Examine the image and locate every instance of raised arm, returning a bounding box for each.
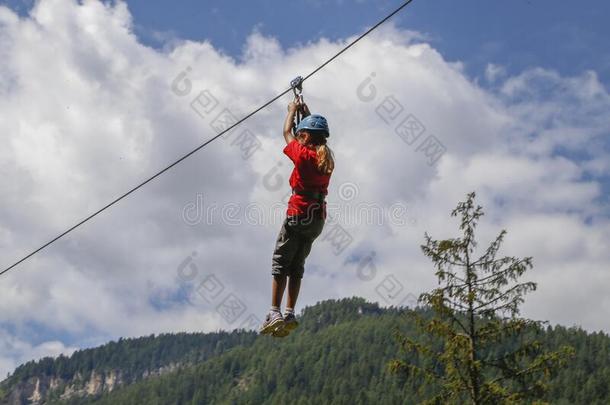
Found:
[283,98,311,144]
[283,100,298,144]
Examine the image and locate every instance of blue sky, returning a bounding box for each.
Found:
[4,0,609,85]
[136,0,610,86]
[0,0,609,378]
[75,0,610,87]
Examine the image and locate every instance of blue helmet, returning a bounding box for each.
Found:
[296,114,329,137]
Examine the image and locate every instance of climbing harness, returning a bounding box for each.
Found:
[292,188,327,219]
[292,188,326,202]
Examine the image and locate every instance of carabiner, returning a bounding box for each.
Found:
[290,76,305,132]
[290,76,303,98]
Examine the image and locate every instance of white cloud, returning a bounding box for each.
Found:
[485,63,506,83]
[0,330,78,379]
[0,0,609,378]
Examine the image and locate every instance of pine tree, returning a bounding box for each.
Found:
[390,192,575,404]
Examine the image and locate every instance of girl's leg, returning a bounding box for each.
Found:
[286,276,301,309]
[271,217,301,291]
[286,217,325,309]
[260,275,289,336]
[271,274,287,308]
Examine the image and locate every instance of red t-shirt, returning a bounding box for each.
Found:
[283,140,331,218]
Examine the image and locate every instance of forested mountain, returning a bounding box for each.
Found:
[1,297,609,404]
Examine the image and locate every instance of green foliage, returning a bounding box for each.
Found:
[62,305,426,405]
[390,192,576,404]
[1,298,607,404]
[0,330,258,403]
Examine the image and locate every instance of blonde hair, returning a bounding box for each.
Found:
[309,132,334,175]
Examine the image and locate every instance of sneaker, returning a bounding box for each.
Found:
[271,325,290,338]
[259,311,285,335]
[283,312,299,331]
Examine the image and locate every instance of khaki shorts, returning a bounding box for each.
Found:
[271,215,325,279]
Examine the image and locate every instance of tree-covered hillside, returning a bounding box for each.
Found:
[1,297,609,404]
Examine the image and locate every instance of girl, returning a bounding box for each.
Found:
[259,98,335,337]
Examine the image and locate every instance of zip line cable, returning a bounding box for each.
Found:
[1,0,415,277]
